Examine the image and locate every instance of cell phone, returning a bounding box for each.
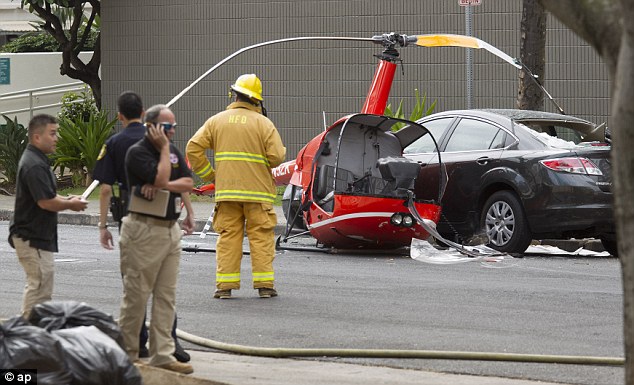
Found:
[145,122,169,135]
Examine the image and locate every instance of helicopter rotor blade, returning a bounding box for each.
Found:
[413,34,522,70]
[167,33,523,108]
[167,36,374,108]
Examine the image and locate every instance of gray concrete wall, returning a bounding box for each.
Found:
[100,1,609,158]
[0,52,94,123]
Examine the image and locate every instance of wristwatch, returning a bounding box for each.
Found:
[98,222,108,229]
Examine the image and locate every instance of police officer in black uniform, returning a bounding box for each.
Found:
[92,91,190,362]
[118,104,194,374]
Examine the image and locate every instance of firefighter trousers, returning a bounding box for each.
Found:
[213,201,277,290]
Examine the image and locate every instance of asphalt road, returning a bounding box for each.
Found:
[0,222,624,385]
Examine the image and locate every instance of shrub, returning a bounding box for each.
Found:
[1,29,98,53]
[59,89,99,123]
[52,111,116,186]
[0,32,59,53]
[385,89,437,131]
[0,115,28,185]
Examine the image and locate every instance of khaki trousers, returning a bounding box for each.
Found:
[13,236,54,319]
[118,214,182,366]
[213,201,277,290]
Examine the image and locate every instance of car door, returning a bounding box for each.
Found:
[407,116,509,231]
[438,117,507,225]
[403,117,455,202]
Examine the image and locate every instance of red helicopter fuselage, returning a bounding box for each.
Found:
[178,32,529,253]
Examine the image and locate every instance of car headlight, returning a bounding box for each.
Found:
[402,215,414,227]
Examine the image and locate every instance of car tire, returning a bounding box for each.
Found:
[481,191,532,254]
[600,237,618,257]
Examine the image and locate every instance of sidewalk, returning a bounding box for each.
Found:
[0,193,579,384]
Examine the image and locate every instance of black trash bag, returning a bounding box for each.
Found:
[0,316,72,385]
[28,300,125,348]
[53,326,142,385]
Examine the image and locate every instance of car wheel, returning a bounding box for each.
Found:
[600,237,618,257]
[481,191,532,253]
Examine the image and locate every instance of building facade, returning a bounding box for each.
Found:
[0,0,40,46]
[100,1,610,159]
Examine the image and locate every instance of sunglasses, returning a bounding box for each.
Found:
[146,122,178,132]
[159,122,177,131]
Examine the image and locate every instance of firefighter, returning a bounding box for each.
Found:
[186,74,286,299]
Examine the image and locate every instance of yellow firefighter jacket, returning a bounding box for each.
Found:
[186,101,286,204]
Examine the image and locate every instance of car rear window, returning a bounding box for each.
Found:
[519,122,580,149]
[524,123,584,143]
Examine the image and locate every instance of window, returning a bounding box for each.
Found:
[403,118,453,154]
[444,119,503,152]
[525,123,583,144]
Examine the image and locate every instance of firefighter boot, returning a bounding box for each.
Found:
[214,289,232,299]
[258,288,278,298]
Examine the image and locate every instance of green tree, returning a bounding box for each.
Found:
[21,0,102,109]
[538,0,634,382]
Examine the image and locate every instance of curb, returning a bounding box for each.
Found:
[540,238,604,253]
[0,209,288,236]
[135,364,230,385]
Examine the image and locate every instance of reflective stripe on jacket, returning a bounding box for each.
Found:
[186,101,286,204]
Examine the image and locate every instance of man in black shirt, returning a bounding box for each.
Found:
[93,91,147,248]
[92,91,191,363]
[118,104,194,374]
[9,114,87,318]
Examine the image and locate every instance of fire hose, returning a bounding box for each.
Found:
[0,316,623,366]
[175,328,623,366]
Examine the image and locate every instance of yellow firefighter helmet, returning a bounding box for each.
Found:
[231,74,263,101]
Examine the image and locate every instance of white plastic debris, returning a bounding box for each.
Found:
[410,238,513,266]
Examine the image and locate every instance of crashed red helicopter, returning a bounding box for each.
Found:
[171,33,533,255]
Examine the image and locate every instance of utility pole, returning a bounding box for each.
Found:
[465,4,473,109]
[459,0,482,109]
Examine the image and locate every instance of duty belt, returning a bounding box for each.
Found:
[129,212,177,228]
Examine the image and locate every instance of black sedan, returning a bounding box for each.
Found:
[396,109,616,255]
